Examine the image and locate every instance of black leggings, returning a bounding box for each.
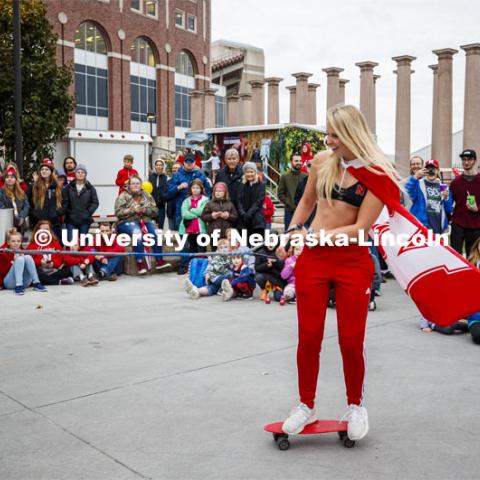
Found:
[433,321,469,335]
[450,223,480,255]
[38,266,72,285]
[470,323,480,344]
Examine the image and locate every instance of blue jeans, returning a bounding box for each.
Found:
[284,210,294,231]
[207,272,233,296]
[3,255,40,289]
[94,256,124,277]
[117,220,163,262]
[66,223,90,242]
[156,208,166,230]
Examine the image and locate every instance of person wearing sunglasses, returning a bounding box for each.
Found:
[449,149,480,255]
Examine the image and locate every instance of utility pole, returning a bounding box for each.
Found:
[13,0,23,177]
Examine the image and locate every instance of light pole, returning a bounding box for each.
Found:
[13,0,23,177]
[147,112,156,165]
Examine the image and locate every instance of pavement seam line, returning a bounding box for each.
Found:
[0,389,152,480]
[30,312,418,410]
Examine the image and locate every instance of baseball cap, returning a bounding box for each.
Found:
[184,154,195,164]
[425,159,439,169]
[460,149,477,159]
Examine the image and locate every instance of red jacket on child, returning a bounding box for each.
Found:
[94,237,126,260]
[263,195,275,224]
[63,246,96,267]
[0,242,16,286]
[26,239,65,269]
[115,167,138,195]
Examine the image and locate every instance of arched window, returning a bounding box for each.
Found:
[74,22,108,130]
[175,51,196,149]
[130,38,157,133]
[175,50,195,76]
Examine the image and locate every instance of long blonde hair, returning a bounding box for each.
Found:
[317,104,399,205]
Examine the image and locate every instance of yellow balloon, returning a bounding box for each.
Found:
[142,181,153,194]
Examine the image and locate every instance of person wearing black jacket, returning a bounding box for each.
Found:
[28,159,64,240]
[149,159,168,229]
[236,162,266,244]
[294,175,316,227]
[62,164,99,241]
[214,148,244,208]
[254,239,286,302]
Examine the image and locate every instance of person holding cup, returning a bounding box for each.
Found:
[449,149,480,255]
[405,159,452,234]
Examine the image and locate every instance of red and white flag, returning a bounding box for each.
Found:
[345,159,480,326]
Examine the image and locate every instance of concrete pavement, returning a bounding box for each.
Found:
[0,274,478,480]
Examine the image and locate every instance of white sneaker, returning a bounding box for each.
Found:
[282,403,317,434]
[221,279,233,302]
[341,404,369,440]
[184,278,194,293]
[189,287,200,299]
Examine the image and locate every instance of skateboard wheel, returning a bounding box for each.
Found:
[338,431,347,440]
[265,298,271,304]
[343,437,355,448]
[278,438,290,451]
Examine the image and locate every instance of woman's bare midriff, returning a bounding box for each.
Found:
[310,198,359,232]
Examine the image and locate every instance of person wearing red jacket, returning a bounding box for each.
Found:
[263,194,275,230]
[27,220,73,285]
[63,244,98,286]
[92,222,125,280]
[115,154,139,195]
[0,229,47,295]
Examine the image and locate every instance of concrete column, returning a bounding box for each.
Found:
[286,86,297,123]
[432,48,458,168]
[355,61,379,132]
[338,79,349,104]
[292,72,313,124]
[429,64,439,159]
[372,74,381,134]
[227,95,240,127]
[239,93,252,126]
[190,90,204,131]
[461,43,480,154]
[265,77,283,124]
[203,89,216,129]
[248,80,265,125]
[307,83,320,125]
[322,67,344,111]
[392,56,416,178]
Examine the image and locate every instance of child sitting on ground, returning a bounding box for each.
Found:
[184,239,232,299]
[254,236,286,302]
[0,228,47,295]
[64,244,98,286]
[280,245,303,305]
[225,227,255,271]
[221,254,256,301]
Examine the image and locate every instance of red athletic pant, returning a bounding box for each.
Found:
[295,245,374,408]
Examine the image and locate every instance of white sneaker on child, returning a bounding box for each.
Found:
[189,287,200,299]
[282,403,317,434]
[221,279,233,301]
[184,278,194,293]
[341,404,369,440]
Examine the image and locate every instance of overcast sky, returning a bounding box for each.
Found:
[212,0,480,155]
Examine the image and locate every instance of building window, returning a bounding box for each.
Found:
[145,0,157,17]
[131,0,141,11]
[176,138,186,152]
[187,14,197,33]
[130,36,155,67]
[175,9,185,28]
[215,95,226,128]
[74,22,108,129]
[175,85,191,129]
[175,50,195,77]
[130,38,157,133]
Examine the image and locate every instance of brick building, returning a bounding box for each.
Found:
[45,0,225,153]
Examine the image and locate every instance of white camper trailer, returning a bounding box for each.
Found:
[54,129,152,218]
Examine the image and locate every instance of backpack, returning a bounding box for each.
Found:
[188,257,209,288]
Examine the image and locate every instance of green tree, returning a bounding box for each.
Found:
[0,0,73,178]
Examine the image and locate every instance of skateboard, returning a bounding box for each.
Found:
[264,420,355,450]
